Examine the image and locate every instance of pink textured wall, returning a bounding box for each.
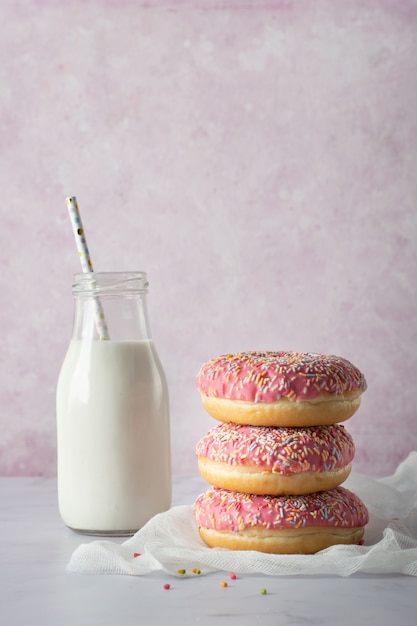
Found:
[1,0,416,477]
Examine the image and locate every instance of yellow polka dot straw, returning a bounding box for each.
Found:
[65,196,110,340]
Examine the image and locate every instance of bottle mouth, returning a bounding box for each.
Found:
[72,272,149,295]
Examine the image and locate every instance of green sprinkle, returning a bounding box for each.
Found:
[260,588,267,595]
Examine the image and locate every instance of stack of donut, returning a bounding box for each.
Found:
[193,351,369,555]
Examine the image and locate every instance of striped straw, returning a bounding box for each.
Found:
[65,196,110,340]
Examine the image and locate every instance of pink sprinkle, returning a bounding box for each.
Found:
[163,583,171,590]
[229,572,237,580]
[133,553,141,558]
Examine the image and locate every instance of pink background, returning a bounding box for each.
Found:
[1,0,416,478]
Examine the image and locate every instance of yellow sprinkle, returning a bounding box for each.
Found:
[177,569,186,575]
[220,581,228,588]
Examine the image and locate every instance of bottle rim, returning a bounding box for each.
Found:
[72,271,149,294]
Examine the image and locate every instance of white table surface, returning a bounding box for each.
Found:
[1,476,416,626]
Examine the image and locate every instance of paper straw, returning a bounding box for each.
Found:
[66,196,110,340]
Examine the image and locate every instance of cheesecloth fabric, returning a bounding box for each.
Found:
[67,452,417,577]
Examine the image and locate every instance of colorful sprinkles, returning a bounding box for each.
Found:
[196,352,367,403]
[159,574,271,594]
[194,486,369,532]
[196,422,355,474]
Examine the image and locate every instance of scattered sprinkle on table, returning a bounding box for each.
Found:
[177,569,186,575]
[229,572,237,580]
[163,583,171,590]
[220,581,228,588]
[192,568,201,575]
[260,588,267,595]
[133,553,141,558]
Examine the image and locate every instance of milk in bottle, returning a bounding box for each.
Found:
[56,272,171,535]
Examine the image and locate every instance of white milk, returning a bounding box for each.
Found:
[56,339,171,534]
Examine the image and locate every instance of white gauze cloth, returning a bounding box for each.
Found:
[67,452,417,577]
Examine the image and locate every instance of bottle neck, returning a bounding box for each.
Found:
[71,272,152,342]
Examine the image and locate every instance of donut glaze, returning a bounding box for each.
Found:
[194,487,369,554]
[196,423,355,495]
[196,351,366,403]
[196,352,367,427]
[196,423,354,474]
[195,486,368,531]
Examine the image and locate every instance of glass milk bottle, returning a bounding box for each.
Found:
[56,272,171,535]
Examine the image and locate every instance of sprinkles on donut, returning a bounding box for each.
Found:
[196,422,355,495]
[194,486,369,554]
[196,351,367,427]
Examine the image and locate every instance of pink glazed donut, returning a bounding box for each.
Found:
[194,486,369,554]
[196,351,367,427]
[195,422,355,496]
